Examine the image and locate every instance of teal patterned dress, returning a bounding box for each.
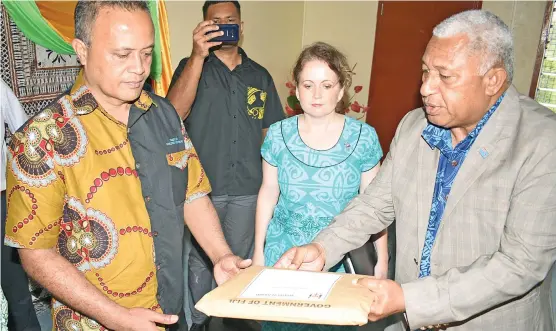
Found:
[260,115,383,331]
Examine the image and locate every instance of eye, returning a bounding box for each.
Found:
[303,84,312,89]
[115,53,129,59]
[440,74,451,80]
[323,85,333,89]
[143,52,152,58]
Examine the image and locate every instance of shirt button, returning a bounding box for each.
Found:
[127,128,131,134]
[156,264,161,271]
[136,163,140,169]
[231,163,235,167]
[444,194,449,201]
[152,231,158,237]
[233,140,237,144]
[232,90,235,94]
[144,196,151,202]
[233,115,237,119]
[451,160,458,167]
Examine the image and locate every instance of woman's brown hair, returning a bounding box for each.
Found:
[292,42,353,89]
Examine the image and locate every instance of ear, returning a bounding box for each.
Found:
[483,66,507,96]
[239,21,244,36]
[72,38,89,66]
[337,87,345,103]
[295,86,300,101]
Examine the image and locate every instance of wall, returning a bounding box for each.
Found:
[165,1,304,101]
[483,0,546,94]
[302,1,379,101]
[166,1,546,105]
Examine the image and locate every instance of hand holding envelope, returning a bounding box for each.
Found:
[274,243,406,323]
[213,253,252,285]
[356,278,406,322]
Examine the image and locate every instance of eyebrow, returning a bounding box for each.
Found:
[421,61,450,71]
[301,80,337,84]
[114,44,155,51]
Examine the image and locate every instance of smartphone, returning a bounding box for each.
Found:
[208,24,239,42]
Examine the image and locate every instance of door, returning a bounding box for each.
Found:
[366,1,482,156]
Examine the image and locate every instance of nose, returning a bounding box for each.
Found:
[312,86,323,99]
[420,72,438,98]
[129,53,146,76]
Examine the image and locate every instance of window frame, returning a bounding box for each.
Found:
[530,0,555,99]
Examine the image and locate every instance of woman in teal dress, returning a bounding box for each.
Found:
[253,42,389,331]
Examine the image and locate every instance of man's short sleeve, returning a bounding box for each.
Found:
[168,57,189,92]
[180,121,211,203]
[262,78,285,129]
[5,120,65,249]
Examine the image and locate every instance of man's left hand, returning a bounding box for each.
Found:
[213,254,252,285]
[357,278,405,322]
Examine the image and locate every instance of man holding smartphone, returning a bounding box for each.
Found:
[166,1,284,330]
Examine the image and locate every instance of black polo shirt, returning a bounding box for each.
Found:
[169,48,284,196]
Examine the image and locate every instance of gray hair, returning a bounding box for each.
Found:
[433,10,514,82]
[74,0,151,46]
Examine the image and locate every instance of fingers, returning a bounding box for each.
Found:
[367,312,381,322]
[193,20,217,34]
[273,248,296,268]
[290,246,308,269]
[192,23,223,57]
[146,310,178,325]
[202,30,224,42]
[356,277,380,290]
[194,25,221,41]
[239,258,252,269]
[224,257,240,274]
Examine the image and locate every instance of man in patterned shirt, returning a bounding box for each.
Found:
[4,1,250,330]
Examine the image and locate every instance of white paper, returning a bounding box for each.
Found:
[239,269,341,302]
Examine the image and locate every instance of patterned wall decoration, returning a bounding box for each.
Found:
[0,5,80,117]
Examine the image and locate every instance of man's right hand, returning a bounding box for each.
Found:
[118,308,178,330]
[273,243,326,271]
[192,21,223,59]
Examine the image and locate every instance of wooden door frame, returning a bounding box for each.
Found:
[529,0,554,99]
[366,0,482,125]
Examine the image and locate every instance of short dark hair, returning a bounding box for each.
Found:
[74,0,151,45]
[202,1,241,19]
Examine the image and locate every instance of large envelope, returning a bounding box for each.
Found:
[195,266,376,326]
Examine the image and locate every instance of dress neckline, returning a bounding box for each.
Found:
[296,115,347,152]
[281,115,362,168]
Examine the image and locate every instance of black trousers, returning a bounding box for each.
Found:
[1,190,40,331]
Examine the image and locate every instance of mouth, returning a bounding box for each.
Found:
[311,103,323,108]
[424,104,442,115]
[124,81,143,89]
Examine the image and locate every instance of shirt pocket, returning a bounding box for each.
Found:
[166,150,188,206]
[246,86,267,120]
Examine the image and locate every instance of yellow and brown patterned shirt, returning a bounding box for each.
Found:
[5,77,210,330]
